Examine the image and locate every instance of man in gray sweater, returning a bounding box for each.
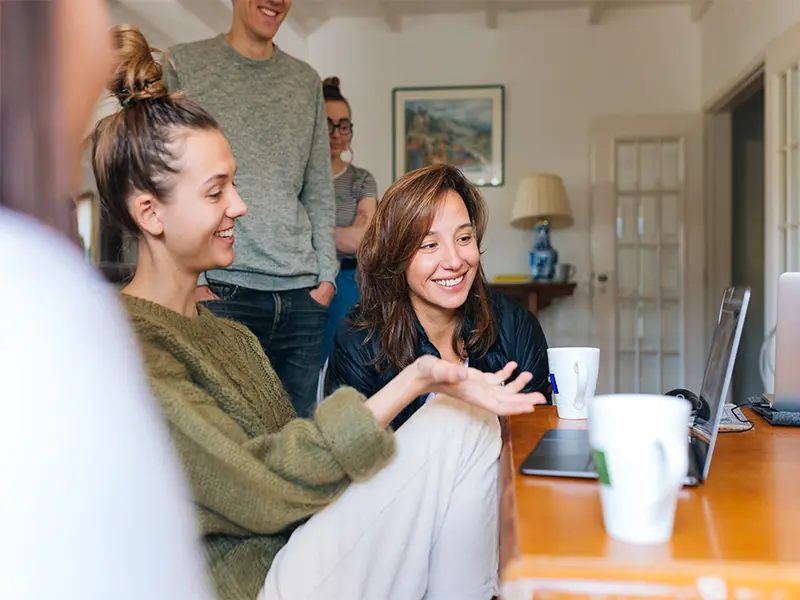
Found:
[163,0,337,417]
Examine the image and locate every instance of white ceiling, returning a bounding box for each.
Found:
[111,0,714,46]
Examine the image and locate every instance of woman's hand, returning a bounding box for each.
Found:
[414,356,547,416]
[365,356,546,428]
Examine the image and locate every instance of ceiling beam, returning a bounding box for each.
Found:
[287,1,328,37]
[109,0,176,49]
[690,0,713,21]
[485,1,499,29]
[324,1,593,20]
[286,13,310,37]
[175,0,232,33]
[186,0,692,29]
[588,0,608,25]
[382,3,402,32]
[113,0,220,45]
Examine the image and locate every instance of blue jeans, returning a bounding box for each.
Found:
[322,268,360,362]
[203,282,328,418]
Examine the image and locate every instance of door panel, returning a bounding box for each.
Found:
[765,22,800,354]
[591,115,705,395]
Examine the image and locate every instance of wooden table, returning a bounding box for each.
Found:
[499,407,800,599]
[489,282,576,317]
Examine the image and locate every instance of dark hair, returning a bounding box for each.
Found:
[355,164,497,372]
[322,76,350,112]
[91,25,219,236]
[0,1,72,235]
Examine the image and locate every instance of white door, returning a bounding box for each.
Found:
[590,115,705,396]
[765,22,800,350]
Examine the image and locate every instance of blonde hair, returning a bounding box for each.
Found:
[91,25,219,235]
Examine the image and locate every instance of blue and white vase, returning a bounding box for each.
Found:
[529,221,557,281]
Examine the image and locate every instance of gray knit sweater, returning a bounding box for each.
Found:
[163,36,338,291]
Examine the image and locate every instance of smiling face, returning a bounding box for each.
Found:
[407,190,480,316]
[232,0,291,42]
[136,128,247,274]
[326,99,351,160]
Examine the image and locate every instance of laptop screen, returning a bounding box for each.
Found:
[690,286,750,481]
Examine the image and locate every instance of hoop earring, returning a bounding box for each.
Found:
[340,147,354,166]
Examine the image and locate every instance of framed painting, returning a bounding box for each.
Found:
[392,85,505,187]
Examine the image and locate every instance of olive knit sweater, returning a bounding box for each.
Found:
[120,294,396,600]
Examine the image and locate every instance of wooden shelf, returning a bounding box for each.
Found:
[489,280,577,316]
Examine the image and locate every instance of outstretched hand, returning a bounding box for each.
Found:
[414,356,547,416]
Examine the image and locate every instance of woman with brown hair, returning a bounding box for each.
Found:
[91,25,546,600]
[327,164,551,429]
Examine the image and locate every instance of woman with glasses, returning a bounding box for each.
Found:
[321,77,378,362]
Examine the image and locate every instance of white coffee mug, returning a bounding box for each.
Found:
[547,347,600,420]
[589,394,690,545]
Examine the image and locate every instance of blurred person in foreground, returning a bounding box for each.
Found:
[0,1,214,599]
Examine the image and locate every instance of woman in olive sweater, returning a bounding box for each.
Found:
[93,26,547,600]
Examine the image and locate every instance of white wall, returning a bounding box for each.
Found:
[307,7,701,344]
[275,22,309,61]
[701,0,800,106]
[701,1,800,350]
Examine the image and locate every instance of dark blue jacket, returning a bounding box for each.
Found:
[326,291,551,429]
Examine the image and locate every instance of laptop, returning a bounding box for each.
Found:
[519,286,751,487]
[771,273,800,412]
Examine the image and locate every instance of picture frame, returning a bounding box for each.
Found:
[73,190,101,264]
[392,85,505,187]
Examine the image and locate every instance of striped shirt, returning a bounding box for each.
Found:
[334,165,377,227]
[334,164,378,259]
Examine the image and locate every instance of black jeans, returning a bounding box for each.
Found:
[203,282,328,418]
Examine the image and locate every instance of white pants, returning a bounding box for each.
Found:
[260,395,502,600]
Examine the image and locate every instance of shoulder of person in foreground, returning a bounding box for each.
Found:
[120,292,396,533]
[120,293,293,417]
[0,209,214,600]
[489,290,550,396]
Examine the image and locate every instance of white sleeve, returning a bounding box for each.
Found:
[0,211,214,600]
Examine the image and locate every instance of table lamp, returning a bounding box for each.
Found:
[510,174,574,281]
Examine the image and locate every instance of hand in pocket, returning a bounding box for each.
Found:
[309,282,335,307]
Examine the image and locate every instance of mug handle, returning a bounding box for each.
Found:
[568,265,577,279]
[651,436,688,516]
[573,361,588,410]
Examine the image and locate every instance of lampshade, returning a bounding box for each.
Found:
[510,174,574,229]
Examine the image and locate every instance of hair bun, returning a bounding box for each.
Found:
[322,76,341,91]
[110,25,168,108]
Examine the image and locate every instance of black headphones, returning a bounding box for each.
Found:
[664,388,710,421]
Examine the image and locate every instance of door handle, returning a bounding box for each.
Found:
[597,274,608,283]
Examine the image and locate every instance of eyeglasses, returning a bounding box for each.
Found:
[327,118,353,136]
